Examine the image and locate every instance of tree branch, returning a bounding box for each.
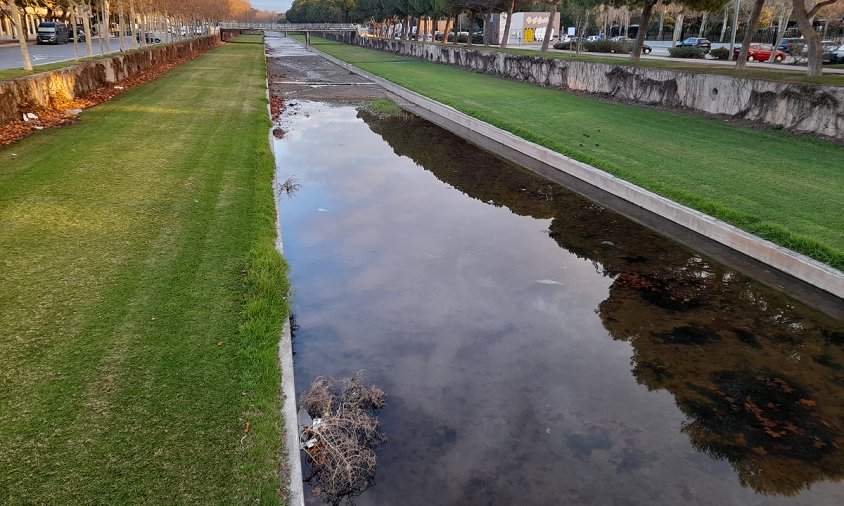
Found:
[807,0,837,18]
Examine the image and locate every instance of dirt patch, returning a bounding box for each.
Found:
[267,53,387,103]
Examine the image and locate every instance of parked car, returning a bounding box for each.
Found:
[137,31,161,44]
[778,37,803,53]
[69,27,86,42]
[732,43,787,62]
[677,37,711,50]
[609,35,652,54]
[36,22,69,45]
[823,44,844,64]
[585,34,605,42]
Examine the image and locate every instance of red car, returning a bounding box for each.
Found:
[732,43,787,63]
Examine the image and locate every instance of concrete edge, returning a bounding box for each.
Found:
[306,43,844,300]
[264,43,306,506]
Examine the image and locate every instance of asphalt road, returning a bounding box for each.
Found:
[0,35,163,70]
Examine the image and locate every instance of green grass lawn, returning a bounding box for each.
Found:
[301,36,844,271]
[0,35,289,504]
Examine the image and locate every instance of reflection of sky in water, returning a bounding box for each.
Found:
[275,102,844,505]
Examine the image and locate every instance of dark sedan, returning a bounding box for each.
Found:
[823,44,844,64]
[677,37,711,50]
[610,36,653,54]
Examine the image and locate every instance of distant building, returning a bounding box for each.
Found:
[490,12,561,45]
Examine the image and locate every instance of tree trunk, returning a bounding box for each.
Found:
[767,3,792,62]
[443,16,452,44]
[117,0,125,51]
[452,13,458,44]
[735,0,764,70]
[699,12,708,37]
[541,2,557,52]
[672,12,685,47]
[71,6,80,59]
[792,0,827,76]
[467,14,474,47]
[6,2,32,71]
[97,1,105,54]
[484,7,493,46]
[719,5,729,42]
[128,0,137,49]
[103,1,111,52]
[631,2,655,61]
[500,0,514,48]
[82,3,93,55]
[657,10,664,40]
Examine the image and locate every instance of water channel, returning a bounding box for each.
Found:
[270,37,844,506]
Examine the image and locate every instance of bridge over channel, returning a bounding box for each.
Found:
[218,23,360,45]
[219,23,359,32]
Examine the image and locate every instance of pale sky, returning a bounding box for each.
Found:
[251,0,290,13]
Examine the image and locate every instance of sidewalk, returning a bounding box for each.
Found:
[0,36,28,46]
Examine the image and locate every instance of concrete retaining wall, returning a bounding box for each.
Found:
[0,36,218,126]
[321,33,844,140]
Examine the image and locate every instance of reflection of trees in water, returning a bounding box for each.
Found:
[360,111,844,496]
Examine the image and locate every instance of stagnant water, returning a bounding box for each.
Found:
[275,101,844,505]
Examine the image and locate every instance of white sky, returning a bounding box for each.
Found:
[251,0,290,13]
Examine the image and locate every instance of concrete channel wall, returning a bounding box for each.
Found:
[320,32,844,140]
[0,35,218,126]
[307,43,844,301]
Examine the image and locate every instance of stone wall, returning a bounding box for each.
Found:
[322,33,844,140]
[0,36,218,126]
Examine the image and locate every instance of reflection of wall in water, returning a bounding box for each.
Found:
[359,110,844,497]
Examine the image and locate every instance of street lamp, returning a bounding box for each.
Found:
[728,0,739,61]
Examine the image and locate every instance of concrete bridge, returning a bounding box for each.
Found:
[218,23,359,33]
[219,23,360,46]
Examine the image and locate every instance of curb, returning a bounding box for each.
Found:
[264,42,305,506]
[306,42,844,301]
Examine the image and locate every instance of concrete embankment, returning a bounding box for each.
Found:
[320,33,844,141]
[0,35,218,126]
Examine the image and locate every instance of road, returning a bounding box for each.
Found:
[0,34,165,70]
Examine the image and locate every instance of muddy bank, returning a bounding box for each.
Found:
[266,34,387,104]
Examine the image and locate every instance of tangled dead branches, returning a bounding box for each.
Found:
[299,373,386,505]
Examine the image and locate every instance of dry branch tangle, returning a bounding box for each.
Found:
[299,374,386,504]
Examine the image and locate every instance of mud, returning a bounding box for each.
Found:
[266,33,387,103]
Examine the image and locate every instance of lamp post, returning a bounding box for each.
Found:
[728,0,740,61]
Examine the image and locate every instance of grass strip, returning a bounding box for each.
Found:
[0,35,288,504]
[301,36,844,271]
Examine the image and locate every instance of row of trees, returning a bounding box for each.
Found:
[0,0,271,71]
[285,0,842,75]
